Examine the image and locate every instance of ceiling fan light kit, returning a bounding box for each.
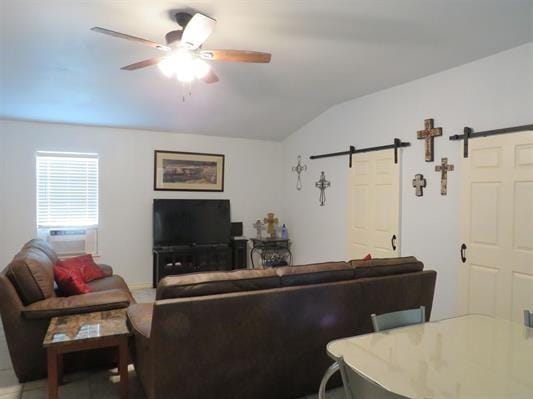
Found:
[91,11,272,86]
[158,50,211,82]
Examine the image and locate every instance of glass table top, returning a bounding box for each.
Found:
[327,314,533,399]
[43,309,129,347]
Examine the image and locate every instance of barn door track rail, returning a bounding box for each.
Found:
[449,124,533,158]
[309,138,410,167]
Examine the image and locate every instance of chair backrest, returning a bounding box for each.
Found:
[371,306,426,332]
[524,310,533,327]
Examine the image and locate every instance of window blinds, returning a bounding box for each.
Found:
[36,152,99,227]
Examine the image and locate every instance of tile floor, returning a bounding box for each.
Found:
[0,288,344,399]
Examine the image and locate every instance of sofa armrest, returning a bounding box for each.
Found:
[127,303,153,339]
[22,288,131,320]
[97,263,113,277]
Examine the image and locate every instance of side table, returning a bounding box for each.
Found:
[250,238,292,268]
[43,309,130,399]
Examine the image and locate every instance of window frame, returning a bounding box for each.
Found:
[36,151,99,228]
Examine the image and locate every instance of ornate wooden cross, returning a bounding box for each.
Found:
[263,213,279,238]
[412,174,427,197]
[417,118,442,162]
[292,155,307,191]
[315,171,331,206]
[435,157,454,195]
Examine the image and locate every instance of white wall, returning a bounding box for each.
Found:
[0,120,283,286]
[282,43,533,320]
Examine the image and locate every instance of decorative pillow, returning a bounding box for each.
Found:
[53,266,92,296]
[363,253,372,260]
[57,254,105,283]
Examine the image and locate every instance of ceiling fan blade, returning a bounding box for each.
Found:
[199,50,271,63]
[181,13,216,50]
[91,27,171,52]
[201,68,219,84]
[121,57,164,71]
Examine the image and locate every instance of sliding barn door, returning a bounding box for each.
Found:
[348,150,400,259]
[459,131,533,322]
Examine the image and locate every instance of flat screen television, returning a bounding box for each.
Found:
[153,199,231,247]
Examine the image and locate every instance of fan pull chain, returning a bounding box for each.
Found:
[180,82,193,102]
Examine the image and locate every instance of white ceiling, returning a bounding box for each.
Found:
[0,0,531,141]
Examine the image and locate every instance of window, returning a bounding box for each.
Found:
[36,152,99,227]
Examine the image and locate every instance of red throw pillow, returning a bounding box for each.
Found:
[53,266,92,296]
[363,253,372,261]
[57,254,105,283]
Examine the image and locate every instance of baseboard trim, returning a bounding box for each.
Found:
[128,282,153,290]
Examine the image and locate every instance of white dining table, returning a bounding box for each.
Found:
[327,314,533,399]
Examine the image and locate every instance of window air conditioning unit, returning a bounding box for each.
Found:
[38,228,99,257]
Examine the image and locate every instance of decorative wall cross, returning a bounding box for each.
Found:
[435,157,454,195]
[412,174,427,197]
[291,155,307,191]
[315,171,331,206]
[252,219,264,239]
[417,118,442,162]
[263,213,279,238]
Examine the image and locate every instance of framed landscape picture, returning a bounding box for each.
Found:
[154,150,225,192]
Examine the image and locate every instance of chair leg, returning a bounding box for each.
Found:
[318,362,340,399]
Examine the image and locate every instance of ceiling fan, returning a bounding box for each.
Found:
[91,12,271,84]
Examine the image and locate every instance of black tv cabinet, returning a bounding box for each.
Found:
[152,239,247,287]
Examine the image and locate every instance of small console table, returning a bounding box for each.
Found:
[250,238,292,268]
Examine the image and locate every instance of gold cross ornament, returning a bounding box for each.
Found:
[263,213,279,238]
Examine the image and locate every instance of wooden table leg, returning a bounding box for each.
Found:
[118,338,129,399]
[47,348,59,399]
[57,353,63,385]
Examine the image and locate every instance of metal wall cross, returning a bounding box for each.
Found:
[315,171,331,206]
[435,157,454,195]
[417,118,443,162]
[412,174,427,197]
[292,155,307,190]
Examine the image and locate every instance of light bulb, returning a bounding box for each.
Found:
[194,59,211,79]
[158,56,177,78]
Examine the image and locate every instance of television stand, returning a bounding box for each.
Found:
[153,241,246,287]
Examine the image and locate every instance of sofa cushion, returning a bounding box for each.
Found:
[7,248,56,305]
[87,275,129,293]
[350,256,424,279]
[156,269,280,300]
[21,288,132,319]
[22,239,59,265]
[276,262,353,287]
[96,264,113,278]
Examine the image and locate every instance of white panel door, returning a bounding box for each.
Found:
[348,150,400,259]
[459,131,533,322]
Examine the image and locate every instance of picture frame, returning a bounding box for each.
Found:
[154,150,225,192]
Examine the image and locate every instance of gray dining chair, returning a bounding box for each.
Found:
[371,306,426,332]
[318,359,410,399]
[524,310,533,327]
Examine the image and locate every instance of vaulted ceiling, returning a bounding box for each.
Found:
[1,0,531,140]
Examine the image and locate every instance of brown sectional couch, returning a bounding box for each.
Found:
[128,257,436,399]
[0,239,135,382]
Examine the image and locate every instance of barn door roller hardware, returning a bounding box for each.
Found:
[449,124,533,158]
[310,138,410,167]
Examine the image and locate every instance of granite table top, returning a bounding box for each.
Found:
[43,309,129,348]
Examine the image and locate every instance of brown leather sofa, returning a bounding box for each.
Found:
[0,239,135,382]
[127,257,436,399]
